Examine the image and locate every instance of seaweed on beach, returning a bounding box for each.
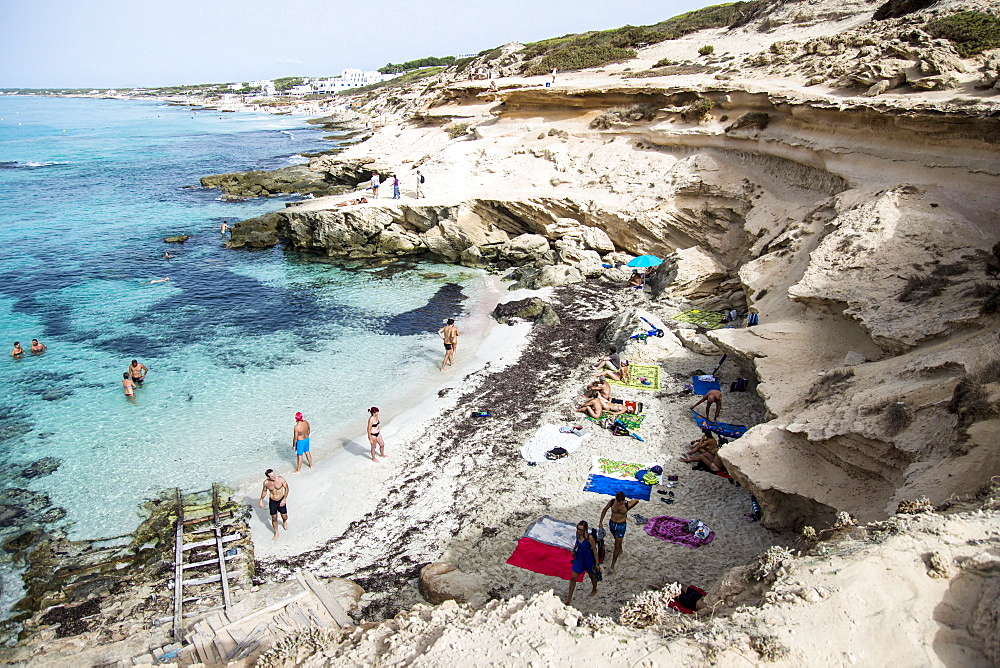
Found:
[255,279,613,620]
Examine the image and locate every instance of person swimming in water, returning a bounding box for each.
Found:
[367,406,385,462]
[11,342,24,358]
[292,411,312,473]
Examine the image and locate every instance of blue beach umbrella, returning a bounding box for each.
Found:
[627,255,663,268]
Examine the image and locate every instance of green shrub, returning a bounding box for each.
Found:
[883,401,912,436]
[653,57,675,68]
[680,98,715,121]
[656,3,752,37]
[898,274,948,302]
[590,104,660,129]
[698,44,716,56]
[524,46,637,75]
[926,11,1000,58]
[445,123,471,138]
[379,56,456,74]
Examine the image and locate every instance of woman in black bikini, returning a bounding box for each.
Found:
[367,406,386,462]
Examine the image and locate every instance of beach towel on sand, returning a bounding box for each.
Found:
[507,538,584,582]
[644,516,715,548]
[523,515,577,549]
[520,424,590,463]
[690,410,748,439]
[670,309,727,330]
[608,364,660,391]
[583,457,662,501]
[691,375,721,395]
[584,412,645,430]
[507,516,584,581]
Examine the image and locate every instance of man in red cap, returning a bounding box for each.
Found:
[292,412,312,473]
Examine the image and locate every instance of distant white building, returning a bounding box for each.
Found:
[227,82,245,91]
[248,80,277,96]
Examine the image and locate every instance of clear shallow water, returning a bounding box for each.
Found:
[0,98,483,546]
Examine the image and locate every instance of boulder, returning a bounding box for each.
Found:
[499,234,550,263]
[377,224,422,254]
[533,265,584,288]
[227,212,284,249]
[581,226,615,253]
[492,298,560,326]
[163,235,189,243]
[676,329,722,355]
[661,246,728,298]
[555,244,603,278]
[200,164,343,199]
[599,309,682,362]
[418,563,488,607]
[322,577,366,613]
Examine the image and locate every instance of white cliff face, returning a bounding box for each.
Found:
[229,0,1000,530]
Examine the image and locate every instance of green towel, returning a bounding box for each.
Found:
[670,309,727,330]
[597,458,644,478]
[585,412,645,430]
[609,364,660,391]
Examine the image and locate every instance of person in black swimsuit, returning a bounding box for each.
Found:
[129,359,148,386]
[367,406,386,463]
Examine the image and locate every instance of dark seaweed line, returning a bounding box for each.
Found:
[254,280,614,619]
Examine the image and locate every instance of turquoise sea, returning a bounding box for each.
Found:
[0,97,484,605]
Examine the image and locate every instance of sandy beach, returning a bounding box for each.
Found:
[248,274,789,620]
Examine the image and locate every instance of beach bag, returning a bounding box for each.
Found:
[611,421,631,437]
[730,377,748,392]
[591,528,606,563]
[545,447,568,460]
[685,519,703,534]
[747,312,759,327]
[624,400,638,413]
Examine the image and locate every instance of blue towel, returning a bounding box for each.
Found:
[691,409,748,439]
[691,375,721,395]
[583,474,652,501]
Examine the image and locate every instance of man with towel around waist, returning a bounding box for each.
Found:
[292,411,312,473]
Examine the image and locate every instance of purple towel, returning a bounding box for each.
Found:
[643,516,715,548]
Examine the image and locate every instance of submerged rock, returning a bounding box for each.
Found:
[21,457,62,480]
[162,235,189,243]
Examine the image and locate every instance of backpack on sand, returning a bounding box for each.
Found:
[545,447,568,460]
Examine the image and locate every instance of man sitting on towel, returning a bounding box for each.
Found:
[679,428,723,472]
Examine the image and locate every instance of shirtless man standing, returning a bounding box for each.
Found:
[691,388,723,420]
[438,319,459,371]
[292,412,312,473]
[599,491,639,575]
[30,339,46,354]
[258,469,289,540]
[128,359,148,387]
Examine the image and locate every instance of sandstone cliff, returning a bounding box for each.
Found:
[227,0,999,533]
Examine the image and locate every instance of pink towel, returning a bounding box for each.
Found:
[643,516,715,548]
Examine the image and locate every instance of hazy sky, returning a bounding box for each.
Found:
[1,0,714,88]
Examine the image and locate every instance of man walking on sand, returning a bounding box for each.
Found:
[438,319,459,370]
[415,169,424,198]
[370,173,380,198]
[258,469,289,540]
[599,491,639,575]
[691,388,723,421]
[292,412,312,473]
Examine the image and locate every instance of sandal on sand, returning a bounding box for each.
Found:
[661,498,675,504]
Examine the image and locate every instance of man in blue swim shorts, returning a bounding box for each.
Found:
[599,491,640,575]
[292,411,312,473]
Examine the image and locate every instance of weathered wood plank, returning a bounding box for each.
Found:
[172,489,185,642]
[297,570,352,628]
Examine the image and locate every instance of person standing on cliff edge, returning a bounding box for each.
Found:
[438,319,459,370]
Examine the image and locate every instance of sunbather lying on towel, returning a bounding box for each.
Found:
[593,360,629,383]
[679,428,723,471]
[575,394,627,419]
